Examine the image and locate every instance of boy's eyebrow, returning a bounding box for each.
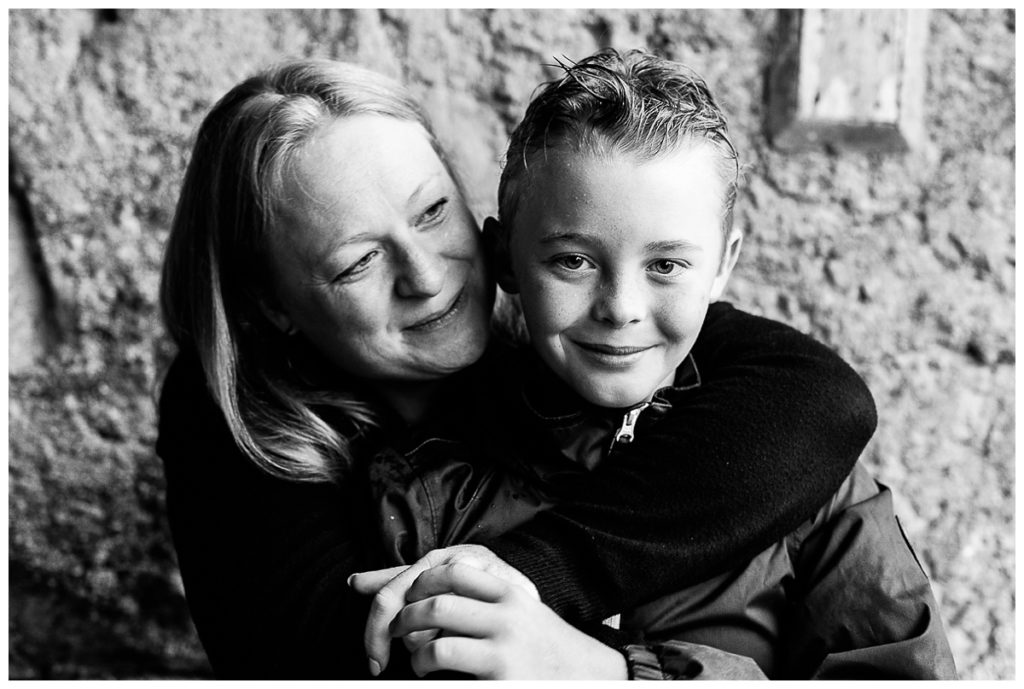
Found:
[645,239,704,253]
[538,231,591,245]
[538,232,704,254]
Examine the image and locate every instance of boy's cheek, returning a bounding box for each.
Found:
[520,274,584,316]
[656,296,712,339]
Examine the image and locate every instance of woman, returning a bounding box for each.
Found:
[157,58,876,679]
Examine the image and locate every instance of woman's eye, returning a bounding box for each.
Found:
[419,197,449,225]
[648,259,686,276]
[336,251,378,281]
[555,254,592,271]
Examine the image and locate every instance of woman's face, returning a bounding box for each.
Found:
[262,114,493,386]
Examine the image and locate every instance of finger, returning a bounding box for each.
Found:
[347,566,407,595]
[392,593,495,639]
[405,562,510,604]
[363,558,440,672]
[410,636,499,678]
[402,628,440,652]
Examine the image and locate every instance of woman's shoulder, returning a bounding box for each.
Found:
[157,349,218,443]
[156,349,346,503]
[158,348,208,409]
[155,349,251,482]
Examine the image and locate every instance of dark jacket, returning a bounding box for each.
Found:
[370,332,956,678]
[156,302,877,678]
[621,464,958,679]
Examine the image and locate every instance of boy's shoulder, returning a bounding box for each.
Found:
[784,461,886,559]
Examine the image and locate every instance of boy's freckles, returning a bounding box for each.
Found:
[507,144,737,408]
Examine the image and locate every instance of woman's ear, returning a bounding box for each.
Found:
[257,294,296,335]
[482,216,519,294]
[709,227,743,301]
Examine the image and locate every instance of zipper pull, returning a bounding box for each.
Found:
[613,404,648,445]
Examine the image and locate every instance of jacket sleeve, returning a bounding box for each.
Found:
[622,641,769,680]
[156,353,392,679]
[619,465,957,680]
[782,466,958,679]
[486,302,879,622]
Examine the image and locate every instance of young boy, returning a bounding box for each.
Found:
[355,48,956,679]
[481,47,955,679]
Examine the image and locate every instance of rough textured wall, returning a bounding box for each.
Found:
[8,8,1014,679]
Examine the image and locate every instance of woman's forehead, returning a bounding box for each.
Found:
[271,117,452,261]
[294,117,444,198]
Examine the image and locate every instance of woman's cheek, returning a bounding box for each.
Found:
[327,280,384,331]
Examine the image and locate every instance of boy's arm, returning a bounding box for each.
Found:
[782,464,957,679]
[589,465,956,680]
[485,301,878,621]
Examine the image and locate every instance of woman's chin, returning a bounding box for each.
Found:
[413,330,491,379]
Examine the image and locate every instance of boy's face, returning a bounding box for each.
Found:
[494,144,741,408]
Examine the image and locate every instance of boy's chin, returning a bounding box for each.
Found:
[576,384,653,410]
[568,366,680,409]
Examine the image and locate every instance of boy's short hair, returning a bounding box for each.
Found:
[498,48,740,237]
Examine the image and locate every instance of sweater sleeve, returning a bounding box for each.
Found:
[486,302,878,622]
[156,354,399,679]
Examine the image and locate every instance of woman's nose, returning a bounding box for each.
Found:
[394,238,446,298]
[592,274,646,327]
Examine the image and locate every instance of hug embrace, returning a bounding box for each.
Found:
[157,48,957,679]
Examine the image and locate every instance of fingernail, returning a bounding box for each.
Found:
[369,659,381,677]
[346,573,357,587]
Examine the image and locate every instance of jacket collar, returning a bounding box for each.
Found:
[518,350,702,472]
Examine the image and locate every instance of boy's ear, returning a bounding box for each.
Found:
[709,227,743,301]
[482,216,519,294]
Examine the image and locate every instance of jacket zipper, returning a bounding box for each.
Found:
[613,403,649,445]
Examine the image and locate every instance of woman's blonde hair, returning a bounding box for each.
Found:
[160,59,452,483]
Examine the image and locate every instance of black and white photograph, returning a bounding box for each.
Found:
[8,7,1014,680]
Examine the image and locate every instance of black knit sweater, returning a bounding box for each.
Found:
[156,302,876,678]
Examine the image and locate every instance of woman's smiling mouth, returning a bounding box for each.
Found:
[405,289,466,333]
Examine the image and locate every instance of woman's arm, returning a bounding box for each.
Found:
[358,302,879,670]
[483,301,878,621]
[375,562,770,680]
[383,468,954,680]
[157,352,386,679]
[384,562,628,679]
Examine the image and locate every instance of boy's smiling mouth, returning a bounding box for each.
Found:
[573,341,653,356]
[571,340,657,368]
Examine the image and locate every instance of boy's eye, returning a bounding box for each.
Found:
[554,254,593,271]
[335,250,379,282]
[418,197,449,225]
[648,259,686,276]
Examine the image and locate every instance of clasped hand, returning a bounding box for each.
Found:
[348,544,626,679]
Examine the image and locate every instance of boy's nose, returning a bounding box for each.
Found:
[394,238,446,299]
[593,276,645,327]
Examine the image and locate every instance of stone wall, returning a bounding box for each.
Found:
[8,8,1014,679]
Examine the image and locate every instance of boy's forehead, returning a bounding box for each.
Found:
[513,144,728,227]
[507,144,731,259]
